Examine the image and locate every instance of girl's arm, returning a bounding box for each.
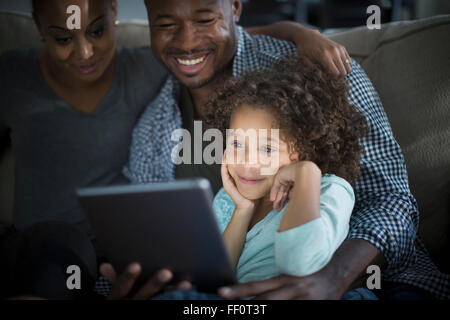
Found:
[223,207,254,267]
[245,21,352,77]
[270,161,355,276]
[277,161,322,231]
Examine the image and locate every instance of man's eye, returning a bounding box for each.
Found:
[89,26,104,37]
[54,37,72,44]
[159,23,176,28]
[198,19,214,24]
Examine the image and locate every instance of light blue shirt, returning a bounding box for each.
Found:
[212,174,354,283]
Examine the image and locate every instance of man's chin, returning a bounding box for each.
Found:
[176,74,216,90]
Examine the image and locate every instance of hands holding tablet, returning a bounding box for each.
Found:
[100,263,193,300]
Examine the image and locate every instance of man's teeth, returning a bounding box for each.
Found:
[176,56,205,66]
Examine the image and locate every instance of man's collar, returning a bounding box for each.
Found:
[232,26,255,77]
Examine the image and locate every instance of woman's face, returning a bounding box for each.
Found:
[225,105,299,200]
[35,0,117,82]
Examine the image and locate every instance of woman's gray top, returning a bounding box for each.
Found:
[0,46,168,240]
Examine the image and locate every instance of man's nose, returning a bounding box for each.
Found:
[174,23,201,52]
[76,37,94,60]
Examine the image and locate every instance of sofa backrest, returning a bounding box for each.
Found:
[1,11,449,271]
[329,15,450,271]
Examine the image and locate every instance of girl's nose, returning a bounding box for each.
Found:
[243,148,260,168]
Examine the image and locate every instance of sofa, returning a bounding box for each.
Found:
[0,12,449,272]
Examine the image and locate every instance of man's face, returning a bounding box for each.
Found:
[146,0,242,89]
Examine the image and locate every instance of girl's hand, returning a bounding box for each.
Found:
[221,156,255,212]
[270,161,321,212]
[269,163,297,212]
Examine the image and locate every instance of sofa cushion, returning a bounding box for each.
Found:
[329,15,450,271]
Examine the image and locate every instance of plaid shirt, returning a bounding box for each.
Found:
[122,26,449,299]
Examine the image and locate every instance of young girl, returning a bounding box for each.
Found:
[205,56,369,289]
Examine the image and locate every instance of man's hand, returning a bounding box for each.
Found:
[293,28,352,77]
[100,263,192,300]
[218,267,340,300]
[218,239,386,300]
[245,21,352,77]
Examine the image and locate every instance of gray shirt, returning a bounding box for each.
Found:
[0,47,168,239]
[174,85,222,195]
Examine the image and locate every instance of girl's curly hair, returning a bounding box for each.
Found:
[204,56,369,184]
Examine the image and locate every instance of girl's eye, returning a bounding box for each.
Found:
[54,37,72,45]
[262,146,276,154]
[232,141,242,148]
[89,26,105,37]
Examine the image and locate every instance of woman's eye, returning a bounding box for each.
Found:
[54,37,72,45]
[89,26,104,37]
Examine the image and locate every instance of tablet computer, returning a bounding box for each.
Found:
[77,178,237,292]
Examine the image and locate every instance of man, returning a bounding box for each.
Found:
[107,0,449,299]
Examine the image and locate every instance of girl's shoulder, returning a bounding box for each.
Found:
[212,188,236,228]
[213,188,235,213]
[321,174,355,201]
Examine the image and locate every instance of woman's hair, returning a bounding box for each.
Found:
[32,0,113,14]
[204,56,368,184]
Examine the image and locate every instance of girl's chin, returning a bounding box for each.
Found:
[236,187,269,201]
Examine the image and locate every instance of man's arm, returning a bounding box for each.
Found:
[218,238,385,299]
[245,21,352,77]
[345,61,418,277]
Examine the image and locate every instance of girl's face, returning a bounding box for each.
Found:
[35,0,117,82]
[225,105,299,200]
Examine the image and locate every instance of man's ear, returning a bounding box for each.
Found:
[231,0,242,23]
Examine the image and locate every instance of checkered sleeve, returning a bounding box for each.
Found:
[122,78,182,184]
[346,60,419,277]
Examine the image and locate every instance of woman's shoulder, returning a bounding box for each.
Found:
[0,47,42,95]
[0,47,39,76]
[116,46,167,75]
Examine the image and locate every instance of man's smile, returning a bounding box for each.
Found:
[169,51,213,76]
